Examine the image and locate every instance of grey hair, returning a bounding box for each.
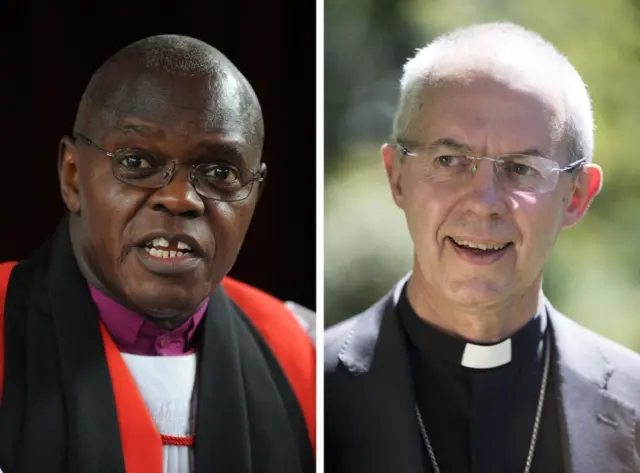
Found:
[392,22,594,163]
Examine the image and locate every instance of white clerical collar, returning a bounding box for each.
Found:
[460,292,548,369]
[460,338,511,369]
[395,275,547,370]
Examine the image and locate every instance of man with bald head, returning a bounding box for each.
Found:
[325,23,640,473]
[0,35,315,473]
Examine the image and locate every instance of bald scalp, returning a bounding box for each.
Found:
[394,22,594,164]
[74,34,264,147]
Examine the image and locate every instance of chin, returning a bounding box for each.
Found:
[130,290,207,318]
[444,277,513,309]
[122,273,211,315]
[117,254,213,313]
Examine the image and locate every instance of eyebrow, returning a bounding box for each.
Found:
[401,137,545,157]
[427,138,473,153]
[121,123,162,136]
[108,121,253,165]
[197,141,250,166]
[104,122,163,142]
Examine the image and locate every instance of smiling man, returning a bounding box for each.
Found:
[325,23,640,473]
[0,35,315,473]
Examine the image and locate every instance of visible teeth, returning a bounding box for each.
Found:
[150,237,170,248]
[453,238,508,251]
[144,247,187,259]
[177,241,191,251]
[146,237,192,253]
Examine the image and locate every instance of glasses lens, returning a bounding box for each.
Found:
[112,152,259,201]
[497,155,557,193]
[414,155,475,183]
[193,163,255,202]
[113,149,170,188]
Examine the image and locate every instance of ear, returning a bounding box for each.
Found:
[563,163,602,227]
[255,162,267,202]
[381,143,404,208]
[58,136,82,214]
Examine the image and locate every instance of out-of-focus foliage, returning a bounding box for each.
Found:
[325,0,640,353]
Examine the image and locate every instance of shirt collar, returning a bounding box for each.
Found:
[88,283,208,354]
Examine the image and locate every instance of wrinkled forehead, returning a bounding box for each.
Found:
[95,68,259,145]
[405,67,569,158]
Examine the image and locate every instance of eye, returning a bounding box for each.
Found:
[435,155,462,167]
[207,164,240,183]
[505,162,537,176]
[119,153,154,170]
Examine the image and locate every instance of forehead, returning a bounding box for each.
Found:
[97,69,258,150]
[407,72,567,156]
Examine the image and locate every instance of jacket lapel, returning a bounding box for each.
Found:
[337,278,424,473]
[548,301,638,473]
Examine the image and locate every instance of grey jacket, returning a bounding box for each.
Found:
[325,278,640,473]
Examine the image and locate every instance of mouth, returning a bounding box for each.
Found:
[132,233,206,276]
[136,233,205,258]
[447,236,514,265]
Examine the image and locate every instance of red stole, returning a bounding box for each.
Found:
[100,323,164,473]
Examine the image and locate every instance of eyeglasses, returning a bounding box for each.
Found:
[74,133,266,202]
[394,142,585,194]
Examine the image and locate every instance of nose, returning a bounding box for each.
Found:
[148,165,206,218]
[462,159,507,216]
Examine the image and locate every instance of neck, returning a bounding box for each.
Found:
[146,312,194,330]
[406,270,542,343]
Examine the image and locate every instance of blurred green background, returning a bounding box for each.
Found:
[324,0,640,353]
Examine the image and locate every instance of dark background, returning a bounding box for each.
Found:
[0,2,316,310]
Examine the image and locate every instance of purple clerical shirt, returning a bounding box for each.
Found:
[88,284,208,356]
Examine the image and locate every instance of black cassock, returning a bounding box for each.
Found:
[397,286,566,473]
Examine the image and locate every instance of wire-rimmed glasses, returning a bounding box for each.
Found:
[394,142,585,194]
[74,133,265,202]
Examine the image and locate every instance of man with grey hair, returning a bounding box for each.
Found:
[325,22,640,473]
